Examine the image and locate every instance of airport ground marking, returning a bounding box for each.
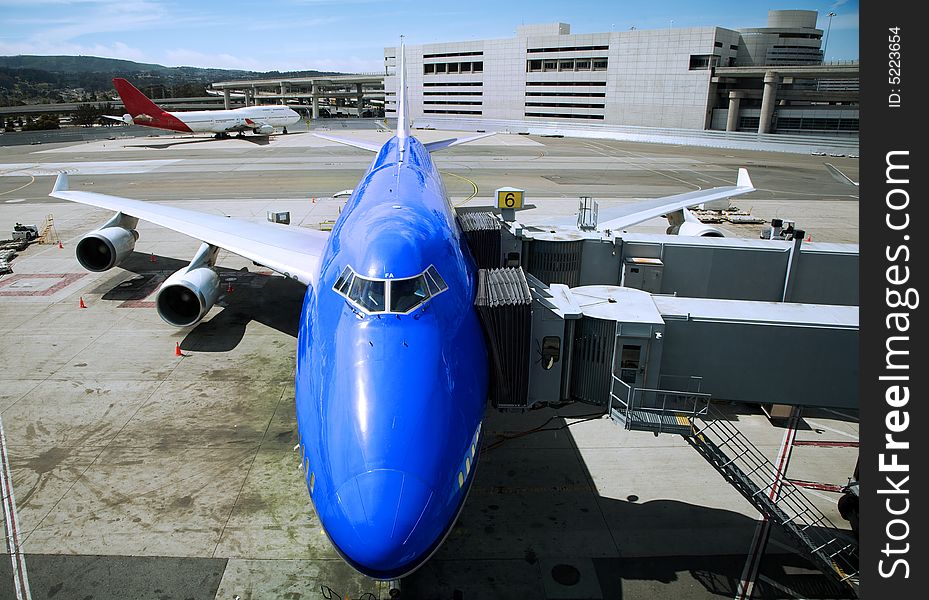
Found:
[441,171,479,206]
[0,175,35,197]
[0,414,33,600]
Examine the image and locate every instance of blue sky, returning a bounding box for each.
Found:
[0,0,859,72]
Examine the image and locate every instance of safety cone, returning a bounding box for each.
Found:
[58,241,64,249]
[312,197,317,204]
[150,253,157,263]
[806,235,812,242]
[79,296,87,309]
[175,342,183,357]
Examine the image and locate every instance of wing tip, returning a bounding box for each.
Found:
[52,172,69,194]
[737,167,753,190]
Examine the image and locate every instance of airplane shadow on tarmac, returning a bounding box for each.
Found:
[136,134,274,149]
[395,409,858,600]
[97,251,305,351]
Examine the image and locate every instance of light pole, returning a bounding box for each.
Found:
[823,11,837,62]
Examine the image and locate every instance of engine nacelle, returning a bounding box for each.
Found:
[665,208,726,238]
[674,221,726,237]
[156,266,220,327]
[75,226,138,272]
[253,124,274,135]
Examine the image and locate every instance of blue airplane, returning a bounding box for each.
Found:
[50,44,755,580]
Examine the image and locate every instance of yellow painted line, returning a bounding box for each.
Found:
[0,175,35,196]
[441,171,479,207]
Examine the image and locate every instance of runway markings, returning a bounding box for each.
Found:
[0,176,35,197]
[0,414,33,600]
[441,171,479,207]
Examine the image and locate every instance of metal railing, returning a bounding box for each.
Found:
[609,375,711,435]
[689,407,859,589]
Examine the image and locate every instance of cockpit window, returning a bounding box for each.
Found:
[333,265,448,315]
[390,275,429,313]
[348,275,385,312]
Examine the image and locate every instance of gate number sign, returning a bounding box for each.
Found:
[495,187,524,209]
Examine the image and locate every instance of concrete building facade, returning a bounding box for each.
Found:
[384,10,858,137]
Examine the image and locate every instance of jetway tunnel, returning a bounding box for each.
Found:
[460,211,859,414]
[475,269,857,412]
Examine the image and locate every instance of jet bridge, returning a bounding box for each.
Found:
[472,268,860,590]
[459,210,858,306]
[473,268,858,412]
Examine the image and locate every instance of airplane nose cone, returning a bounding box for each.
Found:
[329,469,436,578]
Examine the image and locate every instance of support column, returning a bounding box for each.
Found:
[356,83,364,116]
[726,91,744,132]
[223,88,230,110]
[311,84,319,119]
[280,82,288,105]
[758,71,778,134]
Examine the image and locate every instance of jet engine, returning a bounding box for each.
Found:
[252,124,274,135]
[75,226,138,271]
[665,208,725,238]
[155,243,221,327]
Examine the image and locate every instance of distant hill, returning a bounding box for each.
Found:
[0,55,343,105]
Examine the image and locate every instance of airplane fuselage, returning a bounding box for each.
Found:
[294,135,488,579]
[131,105,299,134]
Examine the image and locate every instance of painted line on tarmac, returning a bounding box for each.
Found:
[0,415,32,600]
[441,171,479,206]
[0,176,35,197]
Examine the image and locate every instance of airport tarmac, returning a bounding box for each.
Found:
[0,127,859,599]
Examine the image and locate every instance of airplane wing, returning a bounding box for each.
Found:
[530,168,755,231]
[313,133,382,152]
[50,174,328,286]
[424,132,496,152]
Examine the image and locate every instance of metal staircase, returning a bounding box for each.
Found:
[608,377,858,591]
[687,409,859,590]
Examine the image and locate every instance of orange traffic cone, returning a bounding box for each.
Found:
[79,296,87,309]
[806,235,812,242]
[175,342,183,357]
[150,253,157,262]
[58,241,64,249]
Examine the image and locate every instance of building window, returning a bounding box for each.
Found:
[689,54,712,70]
[528,59,543,72]
[424,64,434,74]
[558,59,575,71]
[473,62,483,72]
[592,59,608,70]
[576,60,591,70]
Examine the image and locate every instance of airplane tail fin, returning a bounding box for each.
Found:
[113,78,168,118]
[396,38,411,142]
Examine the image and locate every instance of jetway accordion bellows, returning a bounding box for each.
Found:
[474,267,532,408]
[458,212,501,270]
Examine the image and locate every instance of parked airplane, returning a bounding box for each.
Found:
[50,46,755,580]
[105,78,300,137]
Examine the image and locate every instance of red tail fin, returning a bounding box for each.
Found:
[113,78,167,118]
[111,78,191,132]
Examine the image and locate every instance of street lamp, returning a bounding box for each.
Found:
[823,11,837,63]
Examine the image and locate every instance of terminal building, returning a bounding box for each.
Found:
[383,10,858,137]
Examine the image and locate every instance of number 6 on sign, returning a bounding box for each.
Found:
[495,187,524,209]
